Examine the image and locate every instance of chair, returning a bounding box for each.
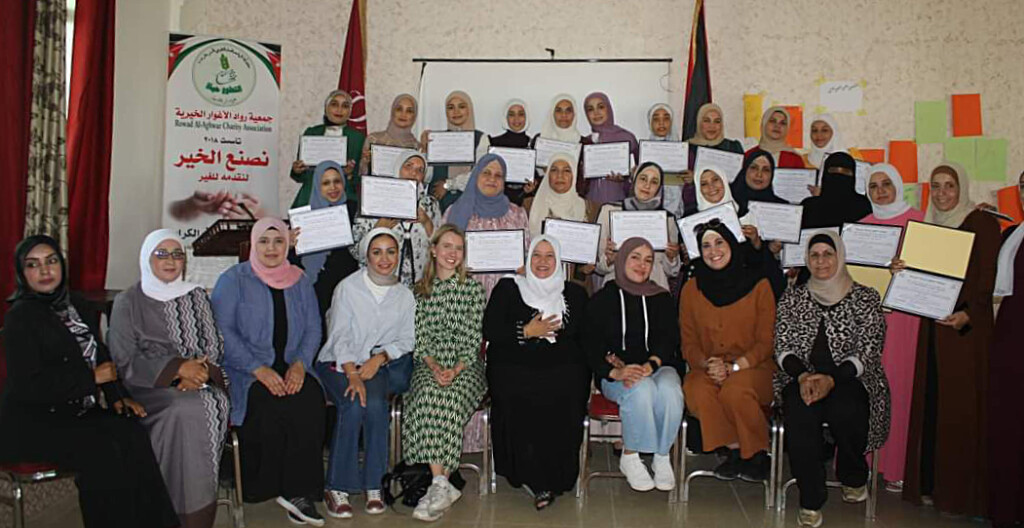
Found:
[216,428,246,528]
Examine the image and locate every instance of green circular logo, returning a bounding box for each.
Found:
[191,41,256,107]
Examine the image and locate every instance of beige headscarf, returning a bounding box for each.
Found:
[687,103,726,147]
[923,162,976,228]
[445,90,476,131]
[384,93,419,146]
[806,230,853,307]
[757,106,796,157]
[528,153,586,236]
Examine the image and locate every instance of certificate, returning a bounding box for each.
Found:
[610,210,669,250]
[848,265,893,299]
[639,140,689,172]
[290,205,354,255]
[426,131,475,164]
[781,228,840,268]
[583,142,631,179]
[747,202,803,244]
[693,147,743,183]
[899,221,975,279]
[488,147,537,184]
[300,136,346,166]
[465,230,525,273]
[841,223,903,267]
[883,269,964,320]
[359,176,418,220]
[370,145,416,177]
[773,169,817,204]
[543,219,601,265]
[534,137,581,168]
[677,204,746,259]
[854,160,871,195]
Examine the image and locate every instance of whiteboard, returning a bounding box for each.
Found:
[417,61,673,140]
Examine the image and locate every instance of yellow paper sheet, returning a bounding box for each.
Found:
[848,265,893,299]
[899,221,975,280]
[743,94,763,139]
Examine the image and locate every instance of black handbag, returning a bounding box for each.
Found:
[382,461,467,509]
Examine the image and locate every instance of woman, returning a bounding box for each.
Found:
[774,232,889,528]
[485,236,590,509]
[403,225,487,522]
[290,90,365,208]
[0,235,178,528]
[211,218,327,526]
[857,163,924,492]
[429,91,491,212]
[680,223,776,482]
[596,162,682,291]
[728,150,789,299]
[578,92,638,217]
[351,151,440,288]
[583,237,683,492]
[681,103,745,217]
[902,163,1000,517]
[648,103,674,141]
[527,152,587,237]
[490,99,536,206]
[804,114,859,169]
[359,93,421,176]
[990,170,1024,528]
[535,94,583,146]
[800,152,872,229]
[317,228,415,518]
[749,106,804,169]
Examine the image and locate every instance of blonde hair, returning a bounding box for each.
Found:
[414,223,469,298]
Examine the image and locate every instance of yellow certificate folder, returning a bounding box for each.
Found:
[898,221,975,280]
[848,265,893,299]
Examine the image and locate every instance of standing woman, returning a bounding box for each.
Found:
[0,235,179,528]
[359,93,421,176]
[211,218,327,526]
[685,103,746,216]
[403,225,487,522]
[803,114,861,169]
[534,93,583,146]
[800,152,872,229]
[428,91,491,212]
[290,90,365,208]
[750,106,804,169]
[108,229,230,528]
[902,164,1000,517]
[649,103,687,221]
[528,152,587,237]
[578,92,638,218]
[490,99,536,206]
[728,150,790,299]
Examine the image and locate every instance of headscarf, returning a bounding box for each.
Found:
[445,90,476,131]
[322,89,352,126]
[445,153,510,231]
[514,236,567,342]
[801,152,872,228]
[923,162,976,229]
[807,113,845,168]
[8,235,69,306]
[301,161,347,281]
[806,232,854,306]
[584,92,639,151]
[623,162,665,211]
[731,149,785,217]
[695,166,738,212]
[687,103,726,147]
[393,150,428,189]
[614,237,668,296]
[139,229,202,302]
[528,152,586,236]
[865,163,912,220]
[692,222,763,307]
[501,98,529,132]
[384,93,419,145]
[360,227,401,287]
[757,106,797,157]
[540,93,582,143]
[647,103,674,140]
[995,174,1024,296]
[249,217,304,289]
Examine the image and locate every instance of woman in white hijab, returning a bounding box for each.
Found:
[528,153,586,236]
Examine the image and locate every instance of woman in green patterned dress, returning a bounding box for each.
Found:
[402,224,487,522]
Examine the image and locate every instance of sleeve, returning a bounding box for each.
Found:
[660,216,682,278]
[582,293,614,380]
[740,281,776,368]
[961,214,1001,324]
[457,283,486,365]
[108,294,183,389]
[782,355,808,378]
[321,279,357,366]
[295,280,322,370]
[346,129,365,196]
[358,135,373,176]
[381,293,416,361]
[475,134,491,161]
[2,307,97,405]
[290,129,312,183]
[679,284,707,369]
[595,206,613,276]
[483,280,531,351]
[647,294,680,365]
[846,287,886,379]
[774,290,807,372]
[211,269,265,375]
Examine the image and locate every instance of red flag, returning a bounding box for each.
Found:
[682,0,711,141]
[338,0,367,133]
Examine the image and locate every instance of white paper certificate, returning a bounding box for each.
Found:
[488,147,537,184]
[370,145,416,177]
[583,142,631,179]
[883,269,963,320]
[693,147,744,183]
[426,131,475,164]
[841,223,903,267]
[359,176,418,220]
[465,230,525,273]
[610,210,669,250]
[677,204,747,259]
[300,136,347,166]
[773,169,817,204]
[290,205,354,255]
[543,219,601,265]
[639,141,689,172]
[854,160,870,195]
[534,137,581,168]
[747,202,803,244]
[781,228,841,268]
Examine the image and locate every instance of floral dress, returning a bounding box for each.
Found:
[351,194,441,288]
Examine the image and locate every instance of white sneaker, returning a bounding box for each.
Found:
[842,484,868,503]
[619,453,655,492]
[447,481,462,505]
[798,508,823,527]
[652,454,675,491]
[412,493,440,522]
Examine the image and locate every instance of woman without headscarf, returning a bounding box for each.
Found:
[773,231,890,528]
[680,222,776,482]
[316,228,415,518]
[748,106,805,169]
[900,163,1000,517]
[484,236,590,510]
[578,92,639,219]
[583,237,684,492]
[428,91,492,212]
[490,99,537,206]
[211,218,327,526]
[800,152,872,229]
[360,93,421,176]
[290,90,366,208]
[0,235,179,528]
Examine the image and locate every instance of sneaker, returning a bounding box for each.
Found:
[365,489,385,515]
[619,453,655,492]
[323,490,353,519]
[885,479,904,493]
[276,496,325,527]
[739,451,771,483]
[446,480,463,505]
[412,479,454,521]
[713,449,741,481]
[412,494,441,522]
[798,508,823,527]
[842,484,868,503]
[651,454,676,491]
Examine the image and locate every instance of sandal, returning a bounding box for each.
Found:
[534,491,555,511]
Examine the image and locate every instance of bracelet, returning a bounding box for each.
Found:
[647,359,660,373]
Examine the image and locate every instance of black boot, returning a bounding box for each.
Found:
[714,448,741,481]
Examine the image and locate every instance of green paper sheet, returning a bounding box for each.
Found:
[915,100,947,144]
[943,137,977,177]
[904,183,920,209]
[975,138,1008,182]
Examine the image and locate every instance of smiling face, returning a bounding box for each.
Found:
[553,99,575,129]
[650,108,672,137]
[399,156,426,183]
[320,168,345,202]
[745,156,773,191]
[149,239,185,283]
[700,231,732,271]
[868,172,897,205]
[476,160,505,197]
[699,170,726,204]
[433,231,464,275]
[808,242,839,281]
[699,109,723,140]
[765,111,788,141]
[506,104,527,132]
[810,120,833,148]
[634,166,662,201]
[255,228,288,268]
[368,234,398,277]
[930,171,960,212]
[530,240,557,279]
[22,243,62,294]
[548,160,574,194]
[392,96,416,128]
[624,244,654,284]
[584,96,608,127]
[325,94,351,125]
[446,95,470,127]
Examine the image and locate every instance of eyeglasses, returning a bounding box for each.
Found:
[153,249,186,260]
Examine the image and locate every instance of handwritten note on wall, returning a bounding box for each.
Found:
[819,81,863,113]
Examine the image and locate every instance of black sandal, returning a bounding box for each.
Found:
[534,491,555,511]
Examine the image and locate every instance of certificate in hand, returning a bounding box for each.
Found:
[747,202,803,244]
[883,269,964,320]
[899,221,975,279]
[543,219,601,265]
[534,137,581,168]
[300,136,347,166]
[488,147,537,184]
[465,230,525,273]
[677,204,747,259]
[773,169,817,204]
[639,140,689,172]
[583,142,631,179]
[841,223,903,267]
[426,131,476,164]
[290,204,354,255]
[359,176,418,220]
[693,147,744,183]
[370,145,416,177]
[781,227,840,268]
[610,210,669,250]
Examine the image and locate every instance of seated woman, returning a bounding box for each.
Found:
[485,236,590,510]
[108,229,230,528]
[317,228,415,518]
[583,237,683,492]
[402,224,487,522]
[0,235,178,528]
[211,218,327,526]
[359,93,420,177]
[290,89,365,208]
[680,222,776,482]
[773,232,890,528]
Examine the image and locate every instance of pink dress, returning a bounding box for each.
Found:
[860,207,925,482]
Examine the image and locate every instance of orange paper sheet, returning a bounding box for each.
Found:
[859,149,885,164]
[783,105,803,149]
[997,186,1024,230]
[921,183,930,213]
[951,94,983,137]
[888,140,919,183]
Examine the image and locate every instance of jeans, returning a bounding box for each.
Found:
[600,366,684,456]
[316,354,413,493]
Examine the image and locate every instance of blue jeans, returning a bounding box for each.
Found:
[316,354,413,492]
[600,366,684,456]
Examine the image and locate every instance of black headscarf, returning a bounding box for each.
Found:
[8,235,69,307]
[731,148,785,217]
[691,221,764,307]
[800,152,872,229]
